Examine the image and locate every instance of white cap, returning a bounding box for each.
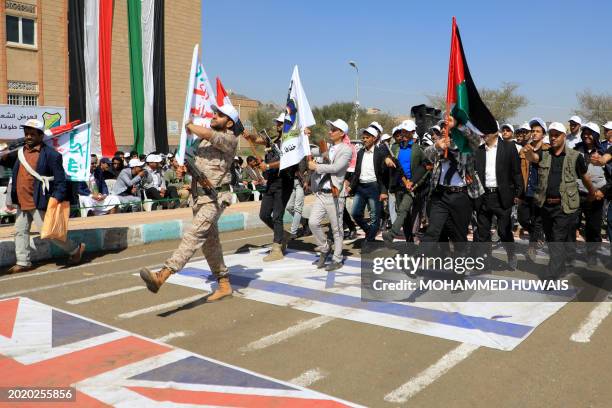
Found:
[430,125,442,134]
[124,151,132,157]
[422,134,434,146]
[380,133,391,141]
[275,112,286,123]
[360,126,379,137]
[400,119,417,132]
[603,121,612,130]
[325,119,349,134]
[581,122,600,136]
[146,154,162,163]
[529,117,547,133]
[517,122,531,131]
[212,104,239,122]
[500,123,514,133]
[129,158,145,168]
[369,121,383,135]
[569,115,582,125]
[167,152,174,158]
[548,122,567,134]
[20,119,49,135]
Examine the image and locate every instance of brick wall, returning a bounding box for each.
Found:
[40,0,67,107]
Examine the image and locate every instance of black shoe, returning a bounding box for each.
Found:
[325,261,343,271]
[507,254,518,271]
[382,230,394,244]
[344,229,357,240]
[316,245,332,269]
[290,233,298,240]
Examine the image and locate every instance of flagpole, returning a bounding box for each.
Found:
[444,17,457,159]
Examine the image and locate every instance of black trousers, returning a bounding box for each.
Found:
[145,187,168,210]
[571,194,604,254]
[541,203,576,278]
[259,179,293,243]
[476,191,514,255]
[517,197,543,243]
[422,189,472,243]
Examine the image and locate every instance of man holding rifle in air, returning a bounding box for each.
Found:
[139,105,241,302]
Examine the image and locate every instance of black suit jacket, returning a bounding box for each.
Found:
[350,145,388,194]
[474,138,522,209]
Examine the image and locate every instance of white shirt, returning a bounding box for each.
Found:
[359,146,377,183]
[439,161,466,187]
[566,132,581,149]
[484,139,498,188]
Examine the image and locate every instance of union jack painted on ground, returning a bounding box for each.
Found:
[0,297,358,407]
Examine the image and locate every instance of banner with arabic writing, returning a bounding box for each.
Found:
[0,105,66,140]
[44,122,91,182]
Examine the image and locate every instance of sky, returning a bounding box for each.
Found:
[201,0,612,124]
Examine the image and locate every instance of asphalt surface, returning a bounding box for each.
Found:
[1,227,611,407]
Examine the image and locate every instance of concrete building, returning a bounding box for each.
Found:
[0,0,200,148]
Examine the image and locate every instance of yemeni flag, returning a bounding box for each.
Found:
[216,77,233,107]
[446,17,497,153]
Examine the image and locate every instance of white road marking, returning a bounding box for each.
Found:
[117,294,205,319]
[384,343,480,403]
[0,232,271,282]
[154,331,193,343]
[289,368,328,387]
[67,286,145,305]
[570,301,612,343]
[239,316,335,352]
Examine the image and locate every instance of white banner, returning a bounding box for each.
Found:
[279,66,315,170]
[176,44,216,165]
[44,122,92,182]
[0,105,66,140]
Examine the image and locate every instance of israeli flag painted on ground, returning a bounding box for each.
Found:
[164,249,574,351]
[279,66,315,170]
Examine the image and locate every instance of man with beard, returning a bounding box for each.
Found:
[139,105,240,302]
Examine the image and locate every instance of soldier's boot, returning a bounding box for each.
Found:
[140,266,173,293]
[207,277,232,302]
[281,231,291,254]
[263,243,284,262]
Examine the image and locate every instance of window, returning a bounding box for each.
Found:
[7,94,38,106]
[5,15,36,46]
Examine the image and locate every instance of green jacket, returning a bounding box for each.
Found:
[534,148,580,214]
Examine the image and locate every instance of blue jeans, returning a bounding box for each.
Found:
[351,182,381,241]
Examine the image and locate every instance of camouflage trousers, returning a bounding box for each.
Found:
[164,192,232,278]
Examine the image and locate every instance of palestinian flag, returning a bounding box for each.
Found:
[446,17,497,153]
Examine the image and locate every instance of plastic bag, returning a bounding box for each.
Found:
[40,197,69,242]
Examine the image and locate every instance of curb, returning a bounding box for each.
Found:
[0,210,272,267]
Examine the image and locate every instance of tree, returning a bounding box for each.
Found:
[250,103,280,133]
[575,90,612,124]
[427,82,528,124]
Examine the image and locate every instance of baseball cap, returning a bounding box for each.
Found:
[325,119,349,134]
[212,104,239,123]
[380,133,391,141]
[517,122,531,132]
[146,154,162,163]
[429,125,442,134]
[422,134,434,146]
[548,122,567,134]
[400,120,417,132]
[603,121,612,130]
[581,122,600,136]
[500,123,514,133]
[569,115,582,125]
[20,119,49,135]
[129,158,145,168]
[360,126,378,137]
[369,121,383,135]
[529,117,548,133]
[100,157,112,165]
[275,112,286,123]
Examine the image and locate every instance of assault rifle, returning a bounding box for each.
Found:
[183,141,218,201]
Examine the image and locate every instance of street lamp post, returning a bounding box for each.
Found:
[349,61,359,139]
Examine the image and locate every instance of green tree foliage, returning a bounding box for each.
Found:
[575,90,612,125]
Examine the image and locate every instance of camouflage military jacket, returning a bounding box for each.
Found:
[192,129,238,187]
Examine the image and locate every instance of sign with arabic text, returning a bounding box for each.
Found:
[44,122,91,182]
[0,105,66,140]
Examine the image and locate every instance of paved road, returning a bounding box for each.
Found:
[1,227,610,407]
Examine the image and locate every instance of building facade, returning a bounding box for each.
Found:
[1,0,201,148]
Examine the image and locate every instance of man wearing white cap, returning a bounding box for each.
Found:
[347,126,388,241]
[1,119,85,274]
[243,112,298,261]
[112,158,147,208]
[143,154,167,210]
[572,122,608,265]
[140,104,240,302]
[566,115,582,149]
[601,121,612,152]
[500,124,515,142]
[523,122,597,279]
[307,119,353,271]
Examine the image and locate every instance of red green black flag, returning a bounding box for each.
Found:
[446,17,497,152]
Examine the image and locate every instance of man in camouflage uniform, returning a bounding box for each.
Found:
[139,105,240,302]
